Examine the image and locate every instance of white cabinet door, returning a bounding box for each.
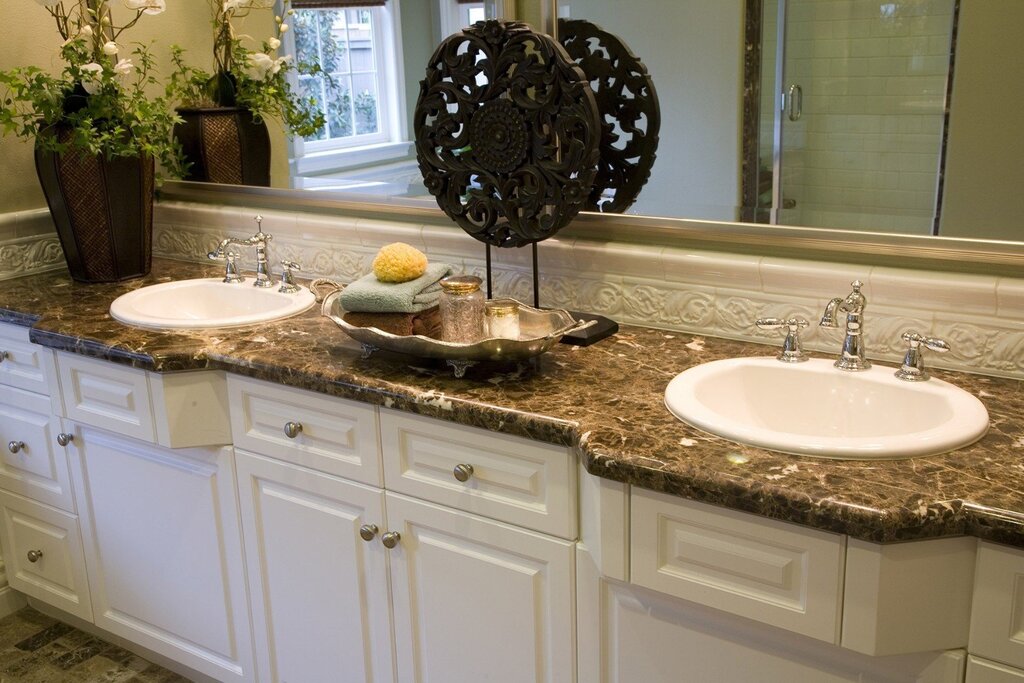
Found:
[578,549,965,683]
[235,450,395,683]
[386,492,575,683]
[68,425,254,682]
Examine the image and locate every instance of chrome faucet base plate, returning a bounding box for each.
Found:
[834,358,871,371]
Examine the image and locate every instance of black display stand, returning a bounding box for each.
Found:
[485,243,618,347]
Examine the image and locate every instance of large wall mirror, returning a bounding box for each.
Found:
[154,0,1022,258]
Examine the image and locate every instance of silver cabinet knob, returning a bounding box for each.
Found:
[0,350,8,362]
[359,524,379,542]
[283,422,303,439]
[7,441,24,454]
[453,464,474,482]
[381,531,401,549]
[56,433,74,447]
[26,549,42,563]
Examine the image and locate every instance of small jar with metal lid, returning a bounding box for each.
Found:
[439,275,485,343]
[485,300,521,340]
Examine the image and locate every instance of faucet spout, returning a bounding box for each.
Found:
[821,280,870,371]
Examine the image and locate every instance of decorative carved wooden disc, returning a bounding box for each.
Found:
[558,18,661,214]
[415,20,601,248]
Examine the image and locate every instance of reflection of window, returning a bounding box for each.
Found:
[292,6,399,150]
[440,0,486,39]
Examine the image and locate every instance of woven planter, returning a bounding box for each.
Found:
[174,107,271,187]
[34,128,154,283]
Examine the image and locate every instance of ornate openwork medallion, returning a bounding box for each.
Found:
[414,20,601,248]
[558,18,660,214]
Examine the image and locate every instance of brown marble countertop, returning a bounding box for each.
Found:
[2,260,1023,547]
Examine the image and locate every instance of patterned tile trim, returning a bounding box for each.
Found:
[154,204,1024,380]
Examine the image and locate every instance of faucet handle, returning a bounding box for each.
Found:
[279,261,301,294]
[895,331,949,382]
[755,317,809,363]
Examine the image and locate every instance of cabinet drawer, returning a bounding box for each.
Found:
[55,353,230,448]
[0,323,56,396]
[967,656,1024,683]
[0,490,92,621]
[970,542,1024,670]
[0,386,75,511]
[228,376,381,486]
[631,489,845,643]
[380,410,576,539]
[56,352,155,442]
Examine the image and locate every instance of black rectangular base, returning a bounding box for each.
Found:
[559,312,619,347]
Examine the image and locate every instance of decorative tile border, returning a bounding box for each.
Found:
[152,201,1024,380]
[0,209,64,280]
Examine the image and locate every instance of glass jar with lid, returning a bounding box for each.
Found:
[485,300,521,340]
[439,275,485,343]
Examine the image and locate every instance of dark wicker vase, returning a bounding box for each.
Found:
[174,107,271,187]
[34,128,154,284]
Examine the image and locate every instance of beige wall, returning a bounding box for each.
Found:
[0,2,284,213]
[556,0,744,220]
[940,0,1024,241]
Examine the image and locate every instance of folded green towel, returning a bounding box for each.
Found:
[341,262,454,313]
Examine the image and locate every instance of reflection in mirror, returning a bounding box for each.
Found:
[283,0,495,201]
[554,0,1024,241]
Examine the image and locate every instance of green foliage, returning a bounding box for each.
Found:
[0,36,184,178]
[166,1,325,139]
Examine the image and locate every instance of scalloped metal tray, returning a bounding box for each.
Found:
[321,290,595,376]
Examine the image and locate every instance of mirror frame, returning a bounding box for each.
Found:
[156,0,1024,278]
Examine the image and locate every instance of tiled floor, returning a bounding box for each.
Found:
[0,607,191,682]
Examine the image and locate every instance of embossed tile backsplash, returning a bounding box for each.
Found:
[147,201,1023,379]
[0,209,64,280]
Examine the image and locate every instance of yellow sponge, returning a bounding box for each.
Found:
[372,242,428,283]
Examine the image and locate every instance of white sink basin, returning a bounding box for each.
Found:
[110,278,316,330]
[665,357,989,460]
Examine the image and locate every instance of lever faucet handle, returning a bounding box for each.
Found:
[895,331,949,382]
[279,261,301,294]
[222,252,244,284]
[755,317,810,363]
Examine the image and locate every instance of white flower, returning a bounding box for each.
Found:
[80,62,104,95]
[124,0,165,15]
[279,23,289,33]
[113,58,134,85]
[267,37,280,50]
[80,25,93,38]
[102,41,119,56]
[245,52,275,80]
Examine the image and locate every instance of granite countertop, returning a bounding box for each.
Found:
[2,260,1023,547]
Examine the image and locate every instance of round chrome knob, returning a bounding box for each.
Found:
[283,422,303,439]
[26,549,43,563]
[7,441,24,455]
[381,531,401,549]
[453,464,474,482]
[56,433,74,447]
[0,350,8,362]
[359,524,379,542]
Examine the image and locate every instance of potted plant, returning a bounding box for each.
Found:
[168,0,323,187]
[0,0,181,283]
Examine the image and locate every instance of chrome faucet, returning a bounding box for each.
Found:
[207,215,275,288]
[820,280,870,371]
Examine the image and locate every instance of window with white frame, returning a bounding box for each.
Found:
[291,3,401,151]
[439,0,486,38]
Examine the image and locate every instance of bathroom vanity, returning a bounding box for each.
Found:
[0,261,1023,683]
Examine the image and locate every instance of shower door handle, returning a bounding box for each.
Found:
[787,84,803,121]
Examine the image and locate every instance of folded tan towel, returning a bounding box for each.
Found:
[343,306,442,338]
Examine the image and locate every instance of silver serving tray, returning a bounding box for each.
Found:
[321,290,595,376]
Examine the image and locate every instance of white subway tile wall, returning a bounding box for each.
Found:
[154,202,1024,380]
[779,0,954,233]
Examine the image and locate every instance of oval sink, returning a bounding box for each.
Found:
[665,357,989,460]
[110,278,316,330]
